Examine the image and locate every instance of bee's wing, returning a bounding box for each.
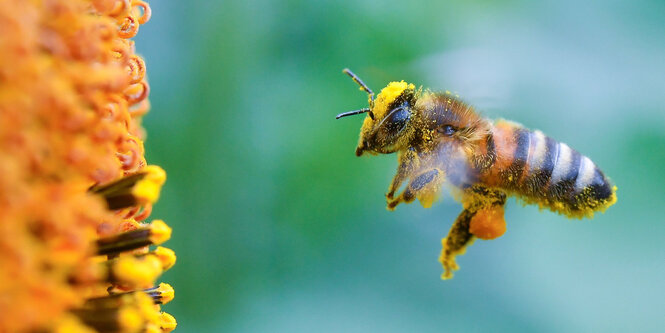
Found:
[416,48,513,112]
[427,139,477,189]
[387,139,475,208]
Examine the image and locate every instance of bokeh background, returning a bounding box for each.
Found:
[135,0,665,331]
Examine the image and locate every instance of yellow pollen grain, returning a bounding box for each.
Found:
[148,220,172,245]
[159,312,177,332]
[157,283,175,304]
[153,246,177,270]
[132,165,166,203]
[114,255,162,288]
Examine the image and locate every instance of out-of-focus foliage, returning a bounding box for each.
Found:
[135,0,665,332]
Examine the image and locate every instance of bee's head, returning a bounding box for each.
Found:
[337,69,418,156]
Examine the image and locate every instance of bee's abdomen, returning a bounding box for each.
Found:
[484,122,616,217]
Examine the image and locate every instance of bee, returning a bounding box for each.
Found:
[337,68,617,279]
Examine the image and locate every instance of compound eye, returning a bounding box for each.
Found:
[385,107,410,133]
[440,124,456,136]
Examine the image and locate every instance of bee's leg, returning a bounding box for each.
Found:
[439,209,475,279]
[386,148,418,200]
[463,186,507,240]
[387,168,443,210]
[439,186,507,279]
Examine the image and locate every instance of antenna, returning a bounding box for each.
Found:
[339,69,375,120]
[336,108,371,119]
[342,68,374,103]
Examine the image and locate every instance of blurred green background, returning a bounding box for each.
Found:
[135,0,665,331]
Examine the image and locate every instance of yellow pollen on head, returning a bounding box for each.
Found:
[372,81,414,120]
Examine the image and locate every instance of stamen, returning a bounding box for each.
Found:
[93,283,174,306]
[96,220,172,255]
[73,292,158,332]
[71,306,143,333]
[135,291,161,326]
[159,312,177,332]
[148,220,172,245]
[131,165,166,204]
[109,254,163,288]
[150,246,176,271]
[118,307,144,331]
[91,165,166,210]
[81,293,136,310]
[144,283,175,304]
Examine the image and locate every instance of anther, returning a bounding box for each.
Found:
[144,283,175,304]
[108,254,163,288]
[96,220,172,256]
[91,165,166,210]
[159,312,177,332]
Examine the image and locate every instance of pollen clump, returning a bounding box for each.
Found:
[0,0,176,331]
[132,165,167,204]
[468,207,507,240]
[372,81,415,120]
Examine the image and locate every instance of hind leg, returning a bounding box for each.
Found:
[440,209,475,279]
[440,186,507,279]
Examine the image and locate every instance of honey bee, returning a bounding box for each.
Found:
[337,68,617,279]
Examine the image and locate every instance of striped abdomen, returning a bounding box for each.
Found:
[477,121,616,218]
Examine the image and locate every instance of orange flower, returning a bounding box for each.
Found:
[0,0,175,331]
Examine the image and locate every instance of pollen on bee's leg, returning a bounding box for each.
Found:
[386,188,415,211]
[406,169,443,209]
[386,198,400,211]
[417,188,440,208]
[468,206,506,240]
[96,220,172,255]
[90,165,166,210]
[439,237,459,280]
[439,209,475,280]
